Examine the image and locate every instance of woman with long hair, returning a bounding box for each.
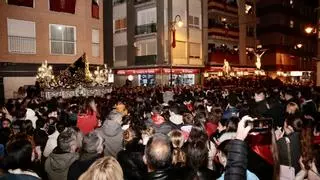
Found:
[79,156,124,180]
[168,130,186,168]
[77,97,99,135]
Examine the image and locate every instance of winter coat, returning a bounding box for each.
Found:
[177,167,219,180]
[68,153,101,180]
[117,142,147,180]
[145,118,173,135]
[224,139,248,180]
[96,119,123,157]
[44,149,79,180]
[277,132,301,174]
[77,112,98,135]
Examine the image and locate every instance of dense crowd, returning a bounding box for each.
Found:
[0,78,319,180]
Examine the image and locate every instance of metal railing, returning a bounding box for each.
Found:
[134,0,154,5]
[8,36,36,54]
[113,0,126,6]
[135,55,157,65]
[136,23,157,35]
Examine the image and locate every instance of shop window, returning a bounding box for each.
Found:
[139,74,155,86]
[169,74,195,85]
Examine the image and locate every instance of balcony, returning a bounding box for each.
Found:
[135,55,157,65]
[208,0,238,15]
[113,0,125,6]
[135,23,157,36]
[8,36,36,54]
[208,21,239,39]
[134,0,154,5]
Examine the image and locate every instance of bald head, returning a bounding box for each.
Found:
[145,133,172,170]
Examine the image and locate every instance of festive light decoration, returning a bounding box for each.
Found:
[92,64,112,86]
[36,60,56,88]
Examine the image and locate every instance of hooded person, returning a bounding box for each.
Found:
[169,105,183,127]
[96,110,124,157]
[45,128,79,180]
[145,105,173,135]
[25,108,38,129]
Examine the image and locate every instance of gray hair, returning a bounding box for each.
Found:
[82,132,103,153]
[57,128,78,152]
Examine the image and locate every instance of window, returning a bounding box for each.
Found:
[50,24,76,55]
[136,39,157,56]
[92,29,99,57]
[7,0,33,7]
[7,19,36,54]
[189,43,200,59]
[173,41,186,59]
[114,18,127,33]
[49,0,76,14]
[115,46,127,61]
[137,8,157,26]
[92,0,99,19]
[290,20,294,28]
[189,16,200,28]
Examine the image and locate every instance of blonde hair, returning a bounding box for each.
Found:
[286,102,299,115]
[141,127,155,137]
[168,130,186,166]
[79,156,124,180]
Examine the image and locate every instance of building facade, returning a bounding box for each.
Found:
[111,0,207,86]
[257,0,317,78]
[206,0,258,75]
[0,0,104,101]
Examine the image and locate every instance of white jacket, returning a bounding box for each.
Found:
[43,130,59,157]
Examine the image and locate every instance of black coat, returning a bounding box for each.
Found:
[177,167,219,180]
[224,140,248,180]
[277,132,301,174]
[117,142,147,180]
[67,153,101,180]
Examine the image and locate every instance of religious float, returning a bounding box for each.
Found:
[36,53,113,100]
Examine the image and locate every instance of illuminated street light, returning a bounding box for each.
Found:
[305,26,315,34]
[296,43,303,49]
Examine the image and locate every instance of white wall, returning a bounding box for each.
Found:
[4,77,36,100]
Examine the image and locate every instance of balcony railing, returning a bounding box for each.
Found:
[113,0,126,6]
[136,23,157,35]
[8,36,36,54]
[208,21,239,32]
[135,55,157,65]
[134,0,154,5]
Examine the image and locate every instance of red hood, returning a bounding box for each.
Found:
[152,114,165,125]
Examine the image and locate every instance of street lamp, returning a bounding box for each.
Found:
[169,15,183,86]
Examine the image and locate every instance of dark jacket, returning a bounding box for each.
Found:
[0,173,40,180]
[277,132,301,174]
[224,139,248,180]
[145,168,181,180]
[117,141,147,180]
[67,153,101,180]
[178,167,219,180]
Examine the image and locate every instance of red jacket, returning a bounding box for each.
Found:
[77,112,98,135]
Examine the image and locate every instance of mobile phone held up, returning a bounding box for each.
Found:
[245,118,273,133]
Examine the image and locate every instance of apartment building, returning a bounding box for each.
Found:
[111,0,207,86]
[206,0,258,75]
[0,0,104,101]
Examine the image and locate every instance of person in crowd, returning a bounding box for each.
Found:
[68,131,103,180]
[77,97,98,135]
[1,119,11,129]
[21,120,34,136]
[145,106,173,135]
[222,93,239,119]
[213,117,238,144]
[168,104,183,128]
[1,134,41,180]
[276,115,302,174]
[117,127,147,180]
[216,139,259,180]
[141,127,156,145]
[205,108,222,138]
[168,130,186,168]
[78,156,124,180]
[143,133,177,180]
[43,123,60,157]
[301,88,317,119]
[96,110,124,157]
[45,128,79,180]
[286,102,300,116]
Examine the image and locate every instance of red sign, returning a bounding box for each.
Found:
[116,68,200,75]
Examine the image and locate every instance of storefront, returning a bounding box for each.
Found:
[115,68,200,86]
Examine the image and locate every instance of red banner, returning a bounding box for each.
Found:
[8,0,33,7]
[92,0,99,19]
[50,0,76,14]
[116,68,200,75]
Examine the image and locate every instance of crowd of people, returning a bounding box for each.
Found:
[0,78,319,180]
